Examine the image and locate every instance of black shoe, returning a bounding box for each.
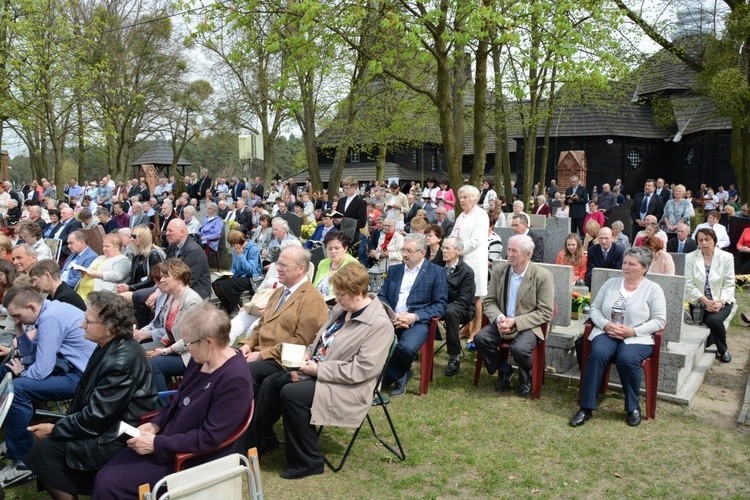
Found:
[280,464,325,479]
[516,384,532,398]
[444,357,460,376]
[494,370,515,392]
[741,313,750,324]
[569,409,592,427]
[719,352,732,363]
[389,369,413,397]
[627,407,642,427]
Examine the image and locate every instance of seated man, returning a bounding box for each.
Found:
[29,259,86,311]
[586,227,624,288]
[441,237,475,376]
[304,210,337,249]
[0,287,94,487]
[474,235,554,397]
[240,246,328,395]
[11,244,37,275]
[60,230,99,289]
[265,218,299,263]
[692,210,730,249]
[378,234,447,396]
[508,213,544,263]
[667,222,697,253]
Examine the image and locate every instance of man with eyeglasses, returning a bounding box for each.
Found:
[336,176,367,232]
[0,286,94,488]
[377,234,447,397]
[60,231,99,289]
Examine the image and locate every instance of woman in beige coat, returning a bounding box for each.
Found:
[253,263,394,479]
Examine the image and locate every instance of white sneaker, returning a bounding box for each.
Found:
[0,441,6,460]
[0,461,36,488]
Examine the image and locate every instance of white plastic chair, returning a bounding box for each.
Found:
[0,372,15,428]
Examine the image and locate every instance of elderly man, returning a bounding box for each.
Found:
[241,246,327,396]
[235,197,253,234]
[195,168,212,200]
[50,206,83,259]
[692,210,731,249]
[475,234,554,397]
[12,245,38,275]
[265,218,298,263]
[27,205,48,234]
[0,287,94,487]
[441,237,475,376]
[129,201,149,229]
[434,207,454,236]
[586,227,624,287]
[378,234,447,396]
[630,178,663,241]
[131,218,211,327]
[597,183,617,217]
[509,213,544,263]
[60,230,99,288]
[565,174,589,236]
[667,223,697,253]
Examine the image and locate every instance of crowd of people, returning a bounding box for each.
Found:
[0,169,741,494]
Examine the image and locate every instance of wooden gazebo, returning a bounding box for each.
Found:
[131,141,192,180]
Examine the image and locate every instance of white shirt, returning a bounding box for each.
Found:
[395,261,423,313]
[692,222,731,249]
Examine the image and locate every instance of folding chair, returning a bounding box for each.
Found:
[204,228,224,271]
[44,238,62,261]
[139,452,263,500]
[0,373,15,428]
[316,334,405,472]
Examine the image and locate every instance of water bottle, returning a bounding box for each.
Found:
[693,303,704,325]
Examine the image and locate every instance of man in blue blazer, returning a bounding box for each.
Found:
[59,231,99,289]
[585,227,624,287]
[378,234,447,396]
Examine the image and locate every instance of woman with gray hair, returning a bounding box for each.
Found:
[450,185,490,348]
[198,202,223,251]
[611,220,630,251]
[570,246,666,428]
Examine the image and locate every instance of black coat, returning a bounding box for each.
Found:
[586,243,624,287]
[56,219,84,257]
[446,258,476,316]
[666,237,698,253]
[49,336,158,470]
[126,248,165,291]
[565,185,589,219]
[336,195,367,232]
[51,282,86,311]
[630,192,663,225]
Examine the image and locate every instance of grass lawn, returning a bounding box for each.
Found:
[5,295,750,499]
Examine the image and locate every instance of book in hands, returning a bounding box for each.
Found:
[70,263,90,272]
[116,421,140,443]
[214,271,233,278]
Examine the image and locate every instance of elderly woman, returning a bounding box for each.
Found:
[212,230,262,314]
[532,195,550,217]
[642,235,674,275]
[611,220,630,251]
[182,205,201,238]
[661,183,693,234]
[25,292,158,499]
[92,302,253,497]
[141,259,204,404]
[685,228,735,363]
[18,222,53,261]
[253,263,394,479]
[450,185,490,344]
[424,224,445,267]
[76,233,130,300]
[369,217,404,270]
[252,213,274,254]
[43,208,61,239]
[313,231,357,297]
[6,199,21,225]
[198,202,223,251]
[556,233,587,285]
[570,247,666,428]
[118,224,163,290]
[584,200,605,227]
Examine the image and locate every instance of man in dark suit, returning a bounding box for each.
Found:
[51,207,83,259]
[403,193,421,232]
[655,178,671,207]
[434,207,454,236]
[128,202,150,229]
[378,234,447,397]
[251,177,264,198]
[195,168,212,200]
[128,178,141,199]
[586,227,624,287]
[666,223,697,253]
[441,237,475,376]
[336,176,367,233]
[131,218,211,328]
[230,177,245,201]
[509,213,544,263]
[234,198,253,234]
[27,205,48,234]
[474,234,554,397]
[565,175,589,236]
[630,178,663,241]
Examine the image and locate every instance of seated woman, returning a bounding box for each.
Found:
[253,263,394,479]
[115,225,165,302]
[19,222,53,261]
[584,200,605,228]
[6,199,21,226]
[252,213,273,255]
[368,217,403,270]
[198,202,223,250]
[312,231,357,297]
[25,292,158,499]
[556,199,569,218]
[611,220,630,251]
[92,302,253,497]
[556,233,587,285]
[642,235,674,275]
[582,220,600,253]
[144,259,204,405]
[424,224,445,267]
[0,234,14,260]
[212,230,263,314]
[43,208,61,239]
[76,233,130,300]
[570,247,666,428]
[0,259,18,303]
[182,205,201,239]
[634,222,660,248]
[531,195,550,217]
[685,228,735,363]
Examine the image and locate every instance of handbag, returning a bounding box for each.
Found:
[243,287,276,316]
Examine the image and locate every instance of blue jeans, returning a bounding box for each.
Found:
[385,322,430,384]
[580,334,652,413]
[5,369,81,461]
[149,354,186,406]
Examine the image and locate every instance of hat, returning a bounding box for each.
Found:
[325,210,343,218]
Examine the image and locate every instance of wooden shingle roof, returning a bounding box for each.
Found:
[131,141,192,167]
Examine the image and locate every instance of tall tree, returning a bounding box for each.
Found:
[164,79,215,172]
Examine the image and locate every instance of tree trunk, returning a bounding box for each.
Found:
[297,69,322,192]
[77,101,85,183]
[491,45,512,200]
[730,119,750,202]
[538,71,556,196]
[262,134,275,196]
[470,0,490,186]
[376,142,386,183]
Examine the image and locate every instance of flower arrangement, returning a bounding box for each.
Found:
[300,221,319,240]
[571,291,591,315]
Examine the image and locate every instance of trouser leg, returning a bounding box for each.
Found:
[280,380,322,473]
[474,323,505,376]
[580,334,618,411]
[384,323,429,384]
[704,303,732,355]
[444,305,471,357]
[132,286,157,328]
[509,329,538,387]
[614,343,653,412]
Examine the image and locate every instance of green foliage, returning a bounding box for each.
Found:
[650,94,677,128]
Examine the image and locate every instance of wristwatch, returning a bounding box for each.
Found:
[162,349,168,356]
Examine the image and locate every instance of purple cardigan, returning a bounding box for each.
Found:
[199,216,223,251]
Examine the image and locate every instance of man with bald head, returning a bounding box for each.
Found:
[51,206,83,259]
[585,227,624,287]
[131,218,211,327]
[597,183,617,218]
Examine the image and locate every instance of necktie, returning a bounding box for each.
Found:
[603,249,608,261]
[678,241,684,253]
[275,288,291,312]
[641,195,649,213]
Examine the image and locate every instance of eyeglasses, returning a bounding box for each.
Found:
[82,319,102,327]
[184,339,202,347]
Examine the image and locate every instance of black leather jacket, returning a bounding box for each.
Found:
[50,336,158,470]
[127,247,165,291]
